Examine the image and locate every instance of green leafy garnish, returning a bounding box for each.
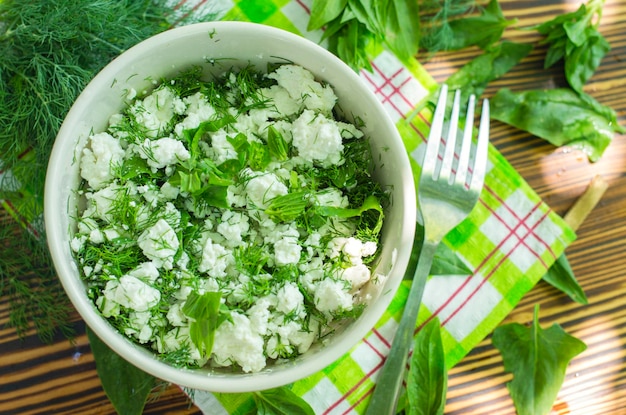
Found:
[492,305,587,415]
[250,387,316,415]
[265,192,310,223]
[87,327,157,415]
[444,41,533,108]
[542,254,588,304]
[532,0,609,93]
[267,125,290,161]
[406,317,448,415]
[182,291,229,359]
[308,0,420,71]
[421,0,517,53]
[490,87,624,162]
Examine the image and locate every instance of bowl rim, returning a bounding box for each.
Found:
[44,21,416,392]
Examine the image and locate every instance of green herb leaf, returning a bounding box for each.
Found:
[267,125,290,161]
[564,27,610,93]
[312,0,420,72]
[542,254,588,304]
[182,291,226,359]
[381,0,420,61]
[444,41,533,108]
[308,0,349,31]
[406,317,448,415]
[252,387,315,415]
[248,141,272,171]
[492,305,587,415]
[490,87,624,162]
[87,327,156,415]
[532,0,608,93]
[328,16,374,72]
[421,0,516,53]
[265,192,309,223]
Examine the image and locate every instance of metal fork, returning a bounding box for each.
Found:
[365,84,490,414]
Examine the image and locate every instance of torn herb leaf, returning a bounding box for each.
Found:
[492,305,586,415]
[87,327,157,415]
[421,0,516,53]
[182,291,227,359]
[252,387,315,415]
[309,0,419,71]
[444,41,533,110]
[490,87,624,162]
[406,317,447,415]
[532,0,609,93]
[542,254,588,304]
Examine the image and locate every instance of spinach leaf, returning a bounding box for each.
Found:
[532,0,609,93]
[421,0,516,53]
[444,41,533,109]
[490,87,624,161]
[492,305,586,415]
[406,318,447,415]
[87,327,156,415]
[542,254,588,304]
[251,387,315,415]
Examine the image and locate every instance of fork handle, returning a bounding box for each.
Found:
[365,239,438,415]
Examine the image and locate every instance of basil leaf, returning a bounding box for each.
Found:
[265,192,309,223]
[490,88,624,161]
[445,41,533,107]
[492,305,587,415]
[182,291,224,359]
[327,17,374,72]
[382,0,420,61]
[248,141,271,171]
[252,387,315,415]
[406,317,447,415]
[267,125,289,161]
[532,1,608,93]
[307,0,348,31]
[87,327,156,415]
[422,0,516,52]
[542,254,588,304]
[564,27,610,93]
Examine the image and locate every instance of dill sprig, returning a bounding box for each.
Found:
[0,0,217,342]
[0,213,75,342]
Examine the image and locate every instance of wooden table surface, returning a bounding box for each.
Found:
[2,1,625,414]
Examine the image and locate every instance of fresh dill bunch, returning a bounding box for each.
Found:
[0,214,75,342]
[0,0,217,342]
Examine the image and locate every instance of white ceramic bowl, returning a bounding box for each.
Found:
[45,21,416,392]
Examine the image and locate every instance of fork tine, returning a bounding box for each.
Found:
[439,89,461,183]
[469,98,490,193]
[454,94,476,188]
[421,84,448,178]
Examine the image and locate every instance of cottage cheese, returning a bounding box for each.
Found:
[73,63,385,373]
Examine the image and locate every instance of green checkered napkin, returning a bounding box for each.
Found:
[0,1,576,414]
[180,1,576,414]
